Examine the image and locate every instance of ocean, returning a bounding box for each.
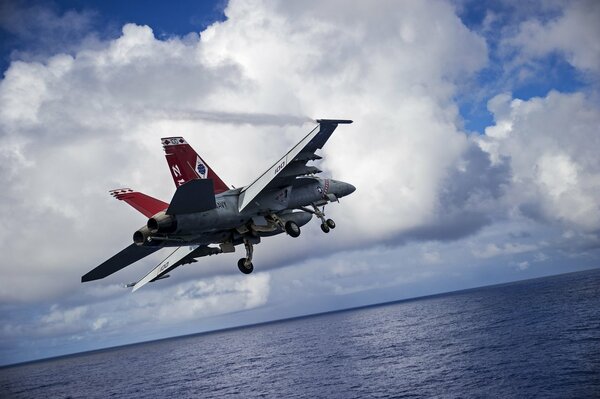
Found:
[1,268,599,398]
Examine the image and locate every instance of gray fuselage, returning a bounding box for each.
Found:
[136,177,355,248]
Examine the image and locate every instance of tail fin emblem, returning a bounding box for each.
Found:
[195,157,208,179]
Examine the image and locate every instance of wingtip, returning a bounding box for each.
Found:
[109,188,134,199]
[316,119,353,124]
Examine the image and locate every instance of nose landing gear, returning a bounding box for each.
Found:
[320,218,336,233]
[301,204,336,234]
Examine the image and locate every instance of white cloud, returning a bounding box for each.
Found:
[422,250,441,264]
[38,305,89,336]
[472,242,537,259]
[91,317,108,331]
[509,0,600,74]
[516,261,530,270]
[478,91,600,231]
[0,1,97,62]
[149,272,271,322]
[0,0,492,304]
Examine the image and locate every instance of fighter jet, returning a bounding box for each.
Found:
[82,119,356,291]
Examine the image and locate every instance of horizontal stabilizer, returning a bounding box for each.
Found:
[82,244,161,282]
[166,178,217,215]
[110,189,169,218]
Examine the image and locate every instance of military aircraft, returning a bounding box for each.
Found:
[81,119,356,291]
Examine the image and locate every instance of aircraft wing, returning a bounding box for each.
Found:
[131,245,221,292]
[82,244,161,282]
[238,119,352,212]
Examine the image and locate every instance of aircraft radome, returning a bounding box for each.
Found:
[81,119,356,291]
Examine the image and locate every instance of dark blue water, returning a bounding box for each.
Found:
[2,269,599,398]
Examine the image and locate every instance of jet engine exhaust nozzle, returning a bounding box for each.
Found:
[133,226,150,246]
[147,212,177,234]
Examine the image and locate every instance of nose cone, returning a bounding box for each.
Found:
[331,180,356,198]
[343,182,356,197]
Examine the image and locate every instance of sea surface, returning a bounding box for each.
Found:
[1,268,599,398]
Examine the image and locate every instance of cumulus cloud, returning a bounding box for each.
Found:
[478,91,600,232]
[40,305,89,335]
[508,0,600,75]
[155,273,271,322]
[0,0,492,305]
[0,0,98,63]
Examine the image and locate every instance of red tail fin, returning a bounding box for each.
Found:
[110,188,169,218]
[161,137,229,194]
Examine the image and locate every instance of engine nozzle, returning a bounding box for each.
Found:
[147,212,177,234]
[133,226,161,246]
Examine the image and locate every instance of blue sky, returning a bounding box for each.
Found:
[0,0,599,366]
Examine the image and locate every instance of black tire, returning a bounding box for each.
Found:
[237,258,254,274]
[285,221,301,238]
[320,223,330,233]
[326,219,336,229]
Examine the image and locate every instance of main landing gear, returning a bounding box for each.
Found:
[284,221,301,237]
[268,214,302,238]
[301,204,336,234]
[237,239,254,274]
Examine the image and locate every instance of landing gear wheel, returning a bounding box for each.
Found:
[285,221,301,238]
[326,219,336,229]
[321,223,330,233]
[237,258,254,274]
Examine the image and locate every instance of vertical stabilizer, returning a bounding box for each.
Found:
[162,137,229,194]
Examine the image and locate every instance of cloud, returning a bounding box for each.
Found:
[478,91,600,232]
[156,272,271,321]
[515,260,530,270]
[0,0,492,305]
[40,305,89,335]
[508,0,600,75]
[472,242,538,259]
[0,272,271,363]
[398,141,510,242]
[0,0,99,64]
